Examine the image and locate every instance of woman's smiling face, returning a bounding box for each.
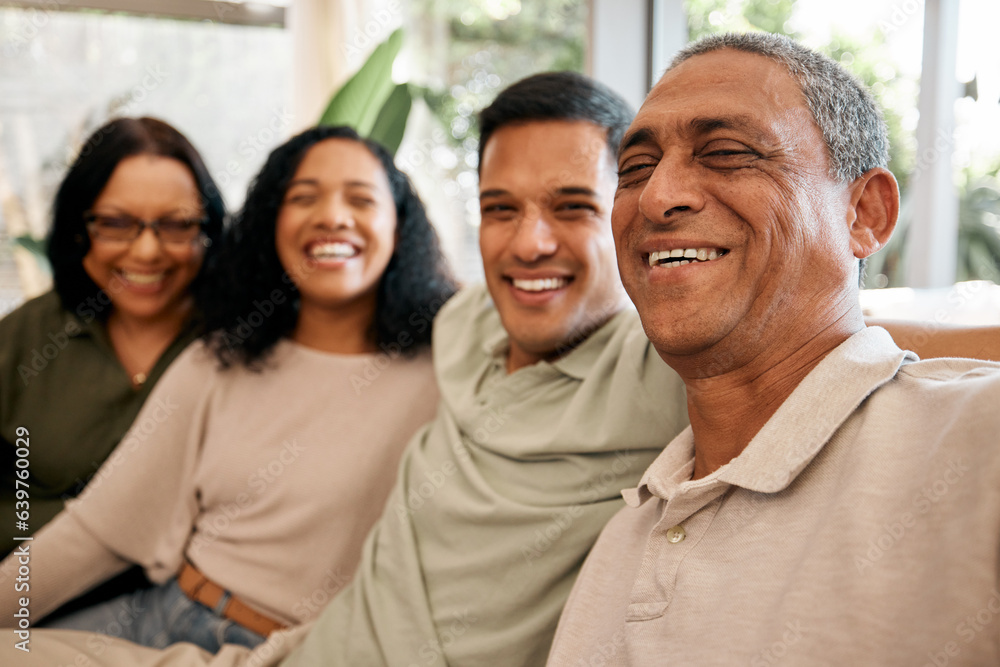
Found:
[275,138,397,318]
[81,154,206,323]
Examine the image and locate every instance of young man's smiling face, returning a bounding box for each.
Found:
[478,120,626,372]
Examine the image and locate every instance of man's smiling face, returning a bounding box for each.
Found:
[613,49,860,368]
[478,120,625,372]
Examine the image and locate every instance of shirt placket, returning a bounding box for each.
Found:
[625,482,729,623]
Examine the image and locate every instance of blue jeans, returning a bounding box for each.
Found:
[43,578,266,652]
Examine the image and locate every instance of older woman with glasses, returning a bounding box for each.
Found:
[0,117,225,557]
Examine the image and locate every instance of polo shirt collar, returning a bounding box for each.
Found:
[623,429,696,508]
[482,307,635,382]
[626,326,915,504]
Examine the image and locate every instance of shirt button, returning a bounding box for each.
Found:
[665,525,686,543]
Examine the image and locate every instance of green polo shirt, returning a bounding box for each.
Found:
[0,291,197,556]
[282,284,690,666]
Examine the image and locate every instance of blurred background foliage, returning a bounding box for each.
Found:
[410,0,586,154]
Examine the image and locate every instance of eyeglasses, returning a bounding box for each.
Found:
[84,211,208,246]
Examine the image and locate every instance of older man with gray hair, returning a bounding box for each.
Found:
[548,32,1000,666]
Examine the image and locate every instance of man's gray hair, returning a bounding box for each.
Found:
[668,32,888,182]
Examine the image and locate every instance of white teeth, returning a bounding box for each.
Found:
[647,247,726,268]
[121,271,165,285]
[310,242,357,260]
[512,277,569,292]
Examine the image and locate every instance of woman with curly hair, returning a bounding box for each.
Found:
[0,126,457,652]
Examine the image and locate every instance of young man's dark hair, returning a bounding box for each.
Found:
[477,71,634,170]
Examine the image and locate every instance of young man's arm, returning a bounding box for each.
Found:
[868,319,1000,362]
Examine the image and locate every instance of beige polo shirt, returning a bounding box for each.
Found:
[549,327,1000,666]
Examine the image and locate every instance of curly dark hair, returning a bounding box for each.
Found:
[204,125,457,368]
[47,116,226,322]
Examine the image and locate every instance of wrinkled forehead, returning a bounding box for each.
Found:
[624,49,815,155]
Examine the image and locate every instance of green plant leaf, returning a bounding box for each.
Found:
[11,235,52,275]
[369,84,412,155]
[318,28,404,136]
[968,240,1000,282]
[12,234,46,258]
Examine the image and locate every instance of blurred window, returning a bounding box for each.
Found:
[0,2,291,311]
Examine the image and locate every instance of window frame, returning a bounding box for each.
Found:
[1,0,285,28]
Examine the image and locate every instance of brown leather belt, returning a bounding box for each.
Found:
[176,561,287,637]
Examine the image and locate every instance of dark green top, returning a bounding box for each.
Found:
[0,290,198,556]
